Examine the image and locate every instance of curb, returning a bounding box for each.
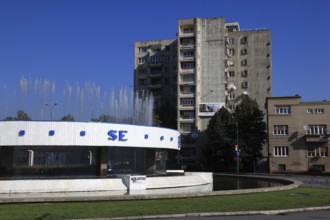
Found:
[77,206,330,220]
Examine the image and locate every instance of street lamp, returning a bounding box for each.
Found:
[235,120,240,174]
[45,103,58,120]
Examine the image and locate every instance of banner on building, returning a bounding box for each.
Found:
[198,102,225,116]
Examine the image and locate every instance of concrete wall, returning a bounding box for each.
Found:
[197,17,226,131]
[226,29,272,112]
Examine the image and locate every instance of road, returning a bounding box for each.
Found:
[156,210,330,220]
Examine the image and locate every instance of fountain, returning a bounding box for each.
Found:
[0,76,153,125]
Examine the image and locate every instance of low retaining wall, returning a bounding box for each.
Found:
[0,178,127,194]
[0,172,213,195]
[147,172,212,189]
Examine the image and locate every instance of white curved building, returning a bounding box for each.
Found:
[0,121,181,177]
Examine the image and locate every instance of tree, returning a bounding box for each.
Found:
[205,107,236,171]
[3,110,31,121]
[234,96,267,172]
[90,114,115,122]
[154,100,177,129]
[61,114,74,121]
[205,97,266,172]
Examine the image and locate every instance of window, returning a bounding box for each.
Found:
[307,108,314,114]
[307,108,325,114]
[226,49,235,56]
[151,48,161,53]
[149,55,162,63]
[308,147,328,157]
[320,147,328,157]
[182,50,194,58]
[180,98,194,106]
[242,81,248,88]
[228,93,235,100]
[241,70,248,77]
[307,147,316,157]
[228,105,235,111]
[181,111,195,119]
[278,164,286,172]
[181,85,194,94]
[241,48,247,55]
[138,47,147,53]
[181,62,195,70]
[228,38,234,45]
[138,68,146,75]
[306,125,327,135]
[315,108,325,114]
[138,58,146,64]
[241,59,248,66]
[274,146,289,157]
[273,125,288,135]
[137,79,146,86]
[241,36,247,44]
[226,60,234,67]
[182,74,194,82]
[227,71,235,77]
[312,165,325,172]
[182,27,194,34]
[275,106,291,114]
[182,38,194,46]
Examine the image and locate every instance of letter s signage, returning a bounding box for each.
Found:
[107,130,128,142]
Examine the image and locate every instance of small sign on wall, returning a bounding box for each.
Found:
[129,175,146,193]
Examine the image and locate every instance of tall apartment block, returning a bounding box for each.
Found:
[134,17,272,169]
[267,96,330,173]
[134,40,178,109]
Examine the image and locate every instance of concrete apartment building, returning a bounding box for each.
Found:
[134,17,272,169]
[134,40,178,109]
[266,96,330,173]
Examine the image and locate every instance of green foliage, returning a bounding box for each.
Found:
[90,114,115,122]
[61,114,74,121]
[3,110,31,121]
[154,100,177,129]
[205,97,266,172]
[234,96,266,171]
[205,107,236,171]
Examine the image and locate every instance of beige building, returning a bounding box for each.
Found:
[266,96,330,173]
[134,17,272,169]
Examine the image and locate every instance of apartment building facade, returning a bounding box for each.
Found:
[267,96,330,173]
[134,17,272,170]
[134,40,178,109]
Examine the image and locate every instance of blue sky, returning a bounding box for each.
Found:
[0,0,329,102]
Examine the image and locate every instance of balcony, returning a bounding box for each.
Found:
[180,80,195,85]
[179,68,195,74]
[147,83,163,89]
[179,56,195,62]
[179,122,195,133]
[180,75,195,85]
[148,72,162,78]
[180,43,195,49]
[305,134,328,143]
[179,93,194,99]
[179,116,195,123]
[148,62,162,67]
[179,105,195,111]
[179,31,195,38]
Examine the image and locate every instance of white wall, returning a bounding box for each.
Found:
[0,121,181,150]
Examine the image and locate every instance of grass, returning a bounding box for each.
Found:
[0,187,329,220]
